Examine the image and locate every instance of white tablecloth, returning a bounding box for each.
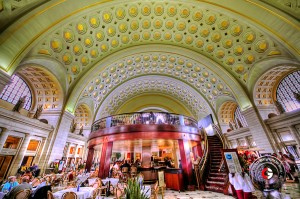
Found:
[101,178,119,186]
[53,187,95,199]
[0,192,6,199]
[142,185,151,198]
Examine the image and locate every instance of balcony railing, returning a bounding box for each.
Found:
[91,112,198,132]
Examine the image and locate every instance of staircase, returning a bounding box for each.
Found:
[204,135,227,193]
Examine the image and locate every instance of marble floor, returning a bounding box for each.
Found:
[101,182,300,199]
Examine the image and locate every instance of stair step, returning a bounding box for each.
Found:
[205,185,224,193]
[206,180,226,185]
[208,176,226,181]
[209,172,227,177]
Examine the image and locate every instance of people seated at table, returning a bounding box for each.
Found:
[120,160,131,172]
[4,177,32,199]
[23,170,33,179]
[1,176,19,193]
[30,177,41,187]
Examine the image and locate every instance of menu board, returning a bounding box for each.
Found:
[158,171,165,187]
[224,151,242,173]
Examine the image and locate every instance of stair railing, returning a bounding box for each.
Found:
[194,127,209,190]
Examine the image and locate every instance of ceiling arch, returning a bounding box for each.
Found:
[253,65,298,106]
[218,101,238,124]
[16,65,64,111]
[66,45,252,114]
[28,0,292,87]
[2,0,299,78]
[93,75,213,121]
[74,104,92,128]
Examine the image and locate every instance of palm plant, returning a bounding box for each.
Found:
[124,178,150,199]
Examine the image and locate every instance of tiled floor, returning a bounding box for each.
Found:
[101,182,300,199]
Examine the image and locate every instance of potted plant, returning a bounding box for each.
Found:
[124,178,150,199]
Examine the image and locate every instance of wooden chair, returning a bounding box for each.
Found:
[61,191,77,199]
[15,189,31,199]
[98,178,107,196]
[47,190,55,199]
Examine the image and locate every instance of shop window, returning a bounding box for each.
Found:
[276,70,300,112]
[77,148,81,155]
[3,136,21,149]
[234,106,248,128]
[27,140,39,151]
[69,147,75,155]
[0,75,32,110]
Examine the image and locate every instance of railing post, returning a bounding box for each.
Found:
[106,116,112,128]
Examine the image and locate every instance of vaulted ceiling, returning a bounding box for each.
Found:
[0,0,299,123]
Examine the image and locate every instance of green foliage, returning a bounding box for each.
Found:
[116,152,121,160]
[125,178,150,199]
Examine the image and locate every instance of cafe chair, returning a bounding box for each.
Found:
[115,187,125,199]
[47,191,55,199]
[61,191,77,199]
[98,178,107,196]
[30,185,52,199]
[15,189,31,199]
[153,181,159,199]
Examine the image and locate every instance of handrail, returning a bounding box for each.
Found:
[91,112,198,132]
[212,124,229,149]
[194,127,209,189]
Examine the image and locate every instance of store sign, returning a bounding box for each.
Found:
[224,152,242,173]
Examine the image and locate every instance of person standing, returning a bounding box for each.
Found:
[241,169,255,199]
[229,172,244,199]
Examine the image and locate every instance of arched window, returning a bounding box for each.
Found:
[234,106,248,128]
[276,70,300,112]
[0,75,32,110]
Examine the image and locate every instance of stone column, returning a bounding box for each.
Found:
[74,144,79,158]
[0,128,10,150]
[242,107,275,153]
[0,70,11,93]
[274,130,286,153]
[85,147,95,172]
[33,137,46,165]
[63,142,70,158]
[46,111,74,165]
[269,130,282,153]
[289,125,300,154]
[9,133,31,175]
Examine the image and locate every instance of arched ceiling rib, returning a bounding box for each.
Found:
[93,76,213,121]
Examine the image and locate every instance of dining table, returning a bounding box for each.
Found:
[52,187,95,199]
[101,178,119,196]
